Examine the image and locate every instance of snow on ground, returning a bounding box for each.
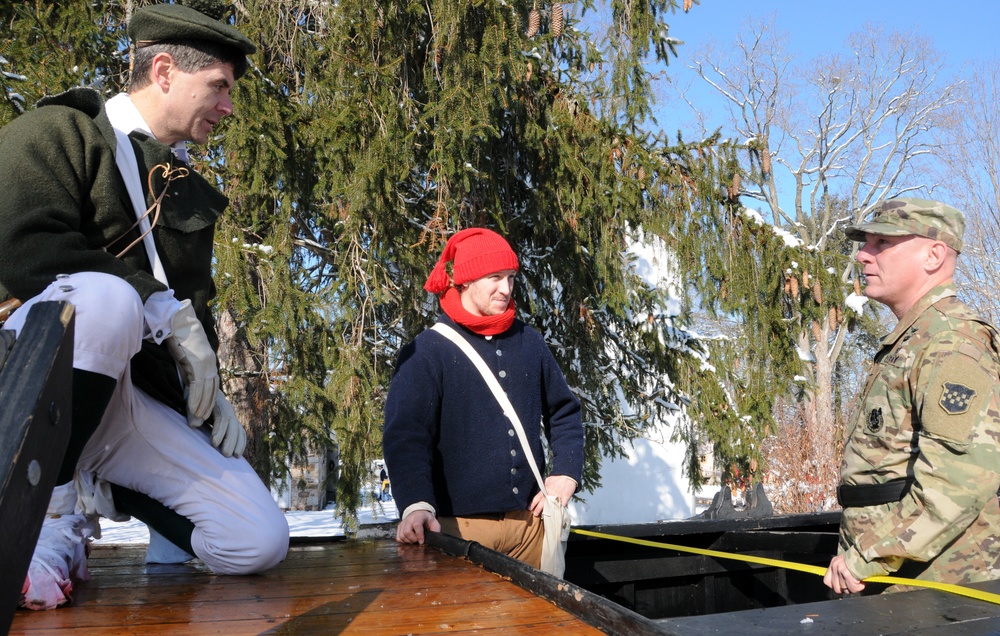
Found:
[95,498,399,545]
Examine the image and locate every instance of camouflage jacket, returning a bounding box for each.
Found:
[839,284,1000,584]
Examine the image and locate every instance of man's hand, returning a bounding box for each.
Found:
[824,555,866,594]
[396,510,440,545]
[530,475,577,517]
[211,392,247,457]
[165,299,219,426]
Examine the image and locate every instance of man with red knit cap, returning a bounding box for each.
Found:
[383,228,584,569]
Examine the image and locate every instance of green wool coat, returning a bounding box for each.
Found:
[0,87,228,412]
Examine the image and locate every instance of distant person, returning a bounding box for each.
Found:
[0,1,289,609]
[379,465,390,502]
[825,198,1000,594]
[382,228,584,568]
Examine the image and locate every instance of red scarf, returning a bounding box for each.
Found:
[439,287,516,336]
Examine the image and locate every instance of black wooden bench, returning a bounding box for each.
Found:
[0,301,74,633]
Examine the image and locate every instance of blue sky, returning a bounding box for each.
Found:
[673,0,999,65]
[655,0,999,133]
[604,0,1000,219]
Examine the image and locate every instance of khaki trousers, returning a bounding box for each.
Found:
[439,510,544,568]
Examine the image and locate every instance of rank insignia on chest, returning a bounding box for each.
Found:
[866,407,883,433]
[940,382,976,415]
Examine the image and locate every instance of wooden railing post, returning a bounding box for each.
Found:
[0,301,74,631]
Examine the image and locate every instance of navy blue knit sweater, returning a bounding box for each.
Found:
[383,314,584,517]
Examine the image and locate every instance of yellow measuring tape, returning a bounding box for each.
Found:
[571,527,1000,605]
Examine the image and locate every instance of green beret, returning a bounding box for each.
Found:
[843,197,965,253]
[128,1,256,56]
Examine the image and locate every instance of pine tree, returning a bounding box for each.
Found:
[3,0,771,521]
[0,1,127,126]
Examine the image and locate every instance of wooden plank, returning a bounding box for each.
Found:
[562,515,844,619]
[426,530,670,635]
[10,540,604,635]
[556,519,1000,633]
[0,302,74,634]
[66,566,508,606]
[577,511,841,541]
[654,580,1000,635]
[20,582,580,630]
[711,529,839,554]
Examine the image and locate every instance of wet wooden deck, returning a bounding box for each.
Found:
[9,538,604,635]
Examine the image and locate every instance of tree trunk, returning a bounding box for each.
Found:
[801,323,840,509]
[215,308,272,485]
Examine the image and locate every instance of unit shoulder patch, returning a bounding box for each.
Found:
[939,382,977,415]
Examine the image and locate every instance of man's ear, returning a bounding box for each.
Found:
[148,52,175,91]
[924,240,950,272]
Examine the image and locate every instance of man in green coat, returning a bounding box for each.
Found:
[0,1,288,610]
[825,198,1000,594]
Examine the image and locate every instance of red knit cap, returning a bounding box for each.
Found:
[424,228,519,294]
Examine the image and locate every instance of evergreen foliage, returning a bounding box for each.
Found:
[0,1,127,126]
[2,0,806,519]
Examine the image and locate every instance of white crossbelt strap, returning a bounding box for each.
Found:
[104,94,169,285]
[431,322,548,496]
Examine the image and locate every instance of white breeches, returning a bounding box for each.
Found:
[5,272,289,574]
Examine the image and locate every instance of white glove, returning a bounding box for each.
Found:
[165,299,219,426]
[211,391,247,457]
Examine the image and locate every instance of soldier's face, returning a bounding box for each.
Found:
[161,61,235,145]
[857,233,927,314]
[458,270,516,317]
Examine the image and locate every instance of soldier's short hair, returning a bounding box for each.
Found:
[130,39,248,90]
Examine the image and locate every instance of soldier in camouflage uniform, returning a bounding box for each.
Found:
[824,198,1000,595]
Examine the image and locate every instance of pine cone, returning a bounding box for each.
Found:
[812,320,822,342]
[551,3,564,37]
[801,269,809,288]
[828,306,837,331]
[527,9,540,37]
[783,275,791,295]
[812,281,822,304]
[761,147,772,176]
[790,275,799,299]
[683,0,694,12]
[728,172,741,200]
